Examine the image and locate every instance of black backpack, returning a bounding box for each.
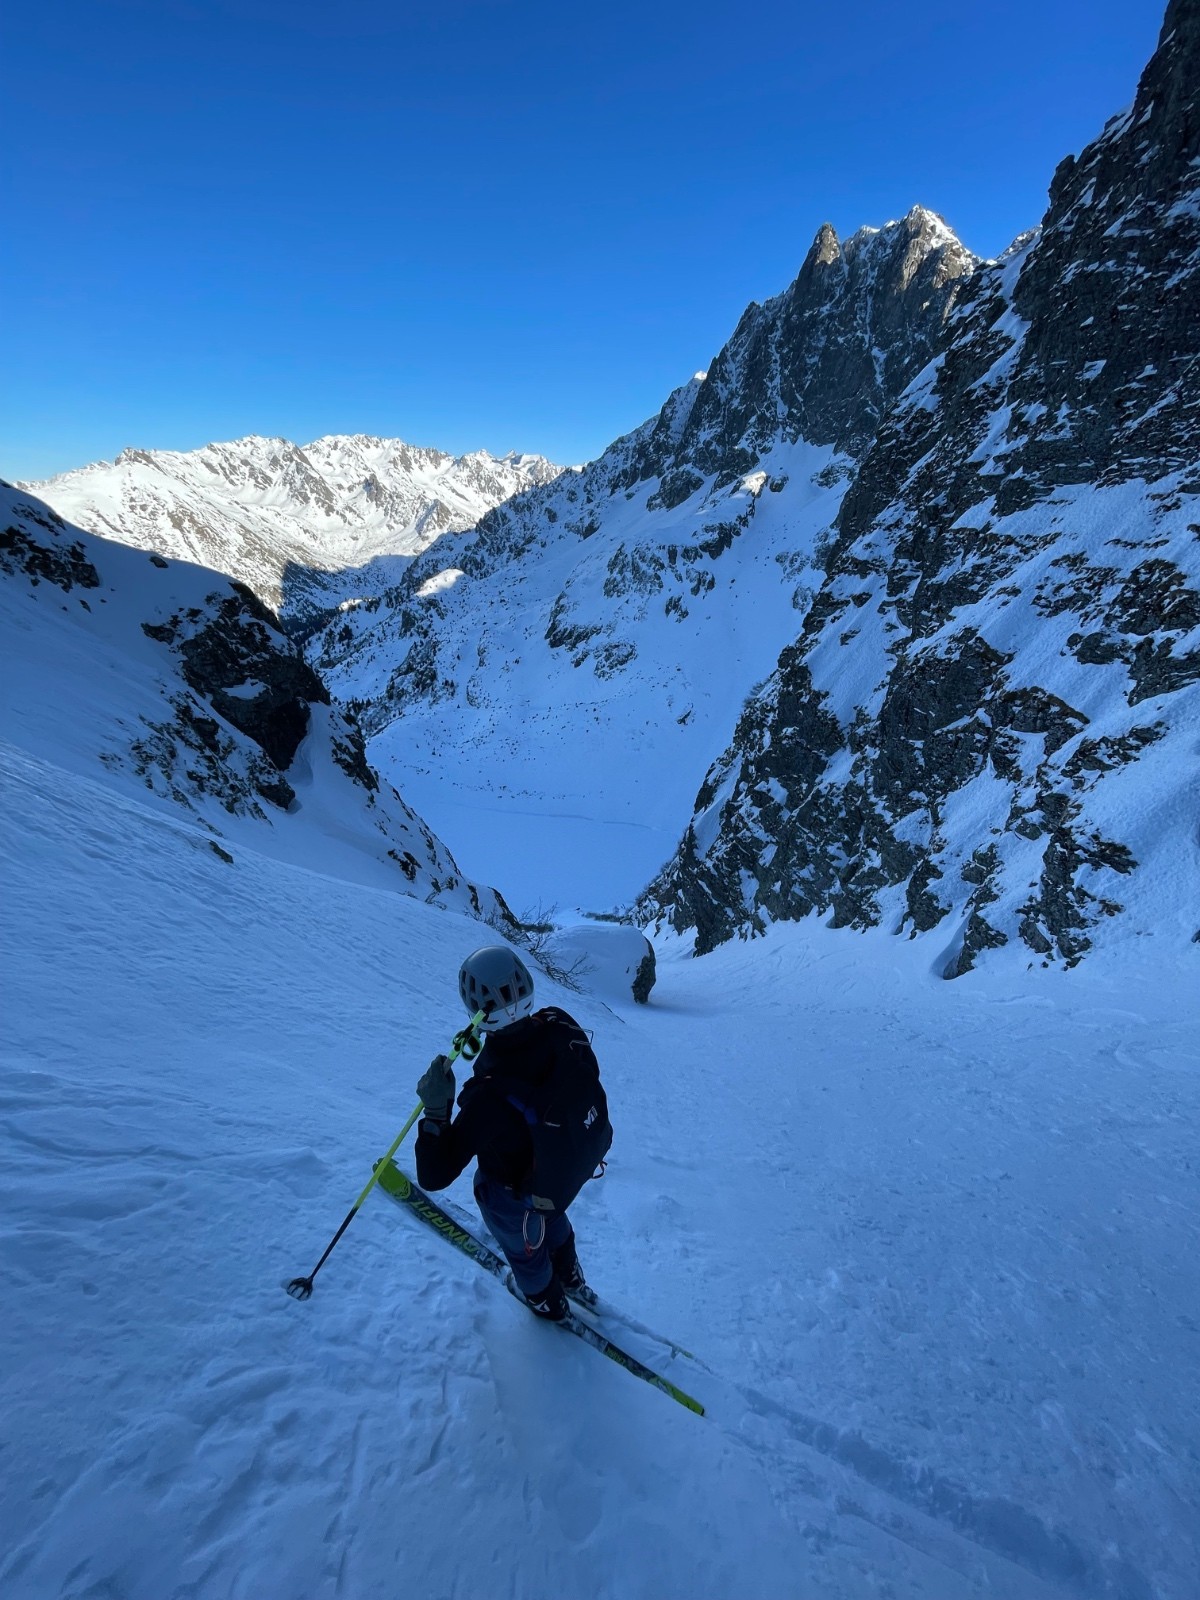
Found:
[497,1007,613,1212]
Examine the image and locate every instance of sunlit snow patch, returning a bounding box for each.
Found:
[415,568,465,598]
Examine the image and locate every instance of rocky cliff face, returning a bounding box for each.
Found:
[662,207,975,482]
[309,211,977,860]
[0,481,520,927]
[463,207,973,551]
[641,0,1200,973]
[23,435,562,631]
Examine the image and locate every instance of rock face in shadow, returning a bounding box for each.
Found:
[1,500,102,593]
[142,582,331,802]
[665,208,976,484]
[640,0,1200,973]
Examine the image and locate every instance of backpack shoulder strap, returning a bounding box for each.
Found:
[532,1006,589,1041]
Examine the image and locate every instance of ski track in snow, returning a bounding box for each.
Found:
[3,741,1198,1599]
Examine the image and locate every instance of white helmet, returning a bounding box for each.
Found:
[459,946,535,1031]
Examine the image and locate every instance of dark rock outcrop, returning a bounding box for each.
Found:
[142,583,329,801]
[641,0,1200,974]
[669,208,975,485]
[1,502,101,593]
[631,939,657,1004]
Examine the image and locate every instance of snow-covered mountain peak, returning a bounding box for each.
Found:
[24,433,565,627]
[801,207,975,301]
[897,203,962,243]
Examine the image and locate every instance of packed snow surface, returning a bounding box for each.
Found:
[3,737,1198,1599]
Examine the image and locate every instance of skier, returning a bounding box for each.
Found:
[414,945,609,1322]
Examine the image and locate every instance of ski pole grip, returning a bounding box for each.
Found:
[450,1009,488,1063]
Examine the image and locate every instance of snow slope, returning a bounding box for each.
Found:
[3,743,1197,1599]
[1,476,1197,1593]
[0,483,512,920]
[23,435,563,627]
[340,434,852,912]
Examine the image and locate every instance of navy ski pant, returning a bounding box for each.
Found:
[473,1171,574,1297]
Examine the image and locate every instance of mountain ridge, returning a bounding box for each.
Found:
[305,207,979,899]
[640,0,1200,974]
[22,433,564,630]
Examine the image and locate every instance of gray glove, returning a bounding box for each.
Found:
[417,1054,456,1122]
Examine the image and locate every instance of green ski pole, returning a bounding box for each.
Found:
[286,1008,487,1300]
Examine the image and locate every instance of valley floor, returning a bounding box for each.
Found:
[2,741,1197,1599]
[395,766,679,913]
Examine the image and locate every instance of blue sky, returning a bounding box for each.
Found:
[2,0,1166,479]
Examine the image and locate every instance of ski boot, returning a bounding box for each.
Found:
[552,1239,598,1310]
[505,1270,568,1323]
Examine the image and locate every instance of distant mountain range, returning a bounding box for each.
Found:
[23,436,563,630]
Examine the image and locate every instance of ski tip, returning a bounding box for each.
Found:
[373,1159,411,1199]
[671,1388,706,1417]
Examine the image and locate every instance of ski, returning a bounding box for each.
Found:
[373,1160,705,1417]
[566,1286,698,1365]
[410,1180,698,1364]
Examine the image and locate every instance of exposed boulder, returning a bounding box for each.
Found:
[535,923,658,1005]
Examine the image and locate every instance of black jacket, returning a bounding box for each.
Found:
[414,1009,581,1193]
